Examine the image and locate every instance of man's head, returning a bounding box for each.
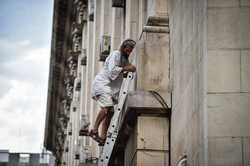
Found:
[120,39,136,56]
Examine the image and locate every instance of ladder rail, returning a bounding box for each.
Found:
[98,72,134,166]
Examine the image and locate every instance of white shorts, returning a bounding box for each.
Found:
[94,94,114,108]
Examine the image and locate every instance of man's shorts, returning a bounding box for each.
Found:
[93,93,115,108]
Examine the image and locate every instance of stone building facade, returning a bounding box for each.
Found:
[44,0,250,165]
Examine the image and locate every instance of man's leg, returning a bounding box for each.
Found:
[100,110,113,139]
[92,107,109,132]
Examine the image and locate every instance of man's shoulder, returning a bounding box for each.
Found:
[112,50,120,56]
[108,50,121,60]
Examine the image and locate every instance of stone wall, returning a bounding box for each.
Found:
[207,0,250,165]
[169,0,207,165]
[124,116,169,166]
[136,32,171,106]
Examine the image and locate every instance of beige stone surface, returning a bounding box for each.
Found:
[138,0,146,33]
[137,151,168,166]
[85,21,94,131]
[208,7,250,49]
[100,0,112,36]
[147,0,168,18]
[125,0,139,39]
[125,116,169,166]
[241,0,250,6]
[207,2,250,165]
[207,50,241,92]
[137,116,169,150]
[171,78,194,143]
[137,33,170,92]
[111,8,122,51]
[208,137,243,166]
[208,93,250,137]
[244,137,250,166]
[136,32,171,105]
[171,82,203,164]
[169,0,207,165]
[208,0,239,7]
[241,50,250,92]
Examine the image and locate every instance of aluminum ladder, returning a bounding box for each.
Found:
[98,72,134,166]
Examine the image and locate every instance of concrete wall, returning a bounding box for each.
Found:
[207,0,250,165]
[169,0,207,165]
[125,116,169,166]
[137,32,171,106]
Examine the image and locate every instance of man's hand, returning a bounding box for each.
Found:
[122,64,136,72]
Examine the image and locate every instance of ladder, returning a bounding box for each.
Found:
[98,72,134,166]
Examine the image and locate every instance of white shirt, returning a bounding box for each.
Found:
[92,50,128,98]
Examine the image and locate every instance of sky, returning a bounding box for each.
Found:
[0,0,54,153]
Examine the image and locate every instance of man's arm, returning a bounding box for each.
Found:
[122,64,136,72]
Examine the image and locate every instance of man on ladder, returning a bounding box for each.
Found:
[83,39,136,146]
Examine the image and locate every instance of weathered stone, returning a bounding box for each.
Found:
[207,50,241,92]
[137,151,168,166]
[208,137,243,166]
[208,7,250,49]
[147,0,168,18]
[208,0,239,7]
[241,50,250,92]
[244,137,250,166]
[137,33,170,100]
[125,116,169,166]
[100,0,112,36]
[111,8,122,51]
[241,0,250,6]
[169,0,207,165]
[126,91,169,113]
[208,93,250,137]
[125,0,139,38]
[137,116,169,150]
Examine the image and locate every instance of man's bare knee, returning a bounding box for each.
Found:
[100,107,110,115]
[102,106,113,114]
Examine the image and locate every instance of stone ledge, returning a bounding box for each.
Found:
[115,90,170,149]
[126,90,170,115]
[146,16,169,26]
[108,91,170,165]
